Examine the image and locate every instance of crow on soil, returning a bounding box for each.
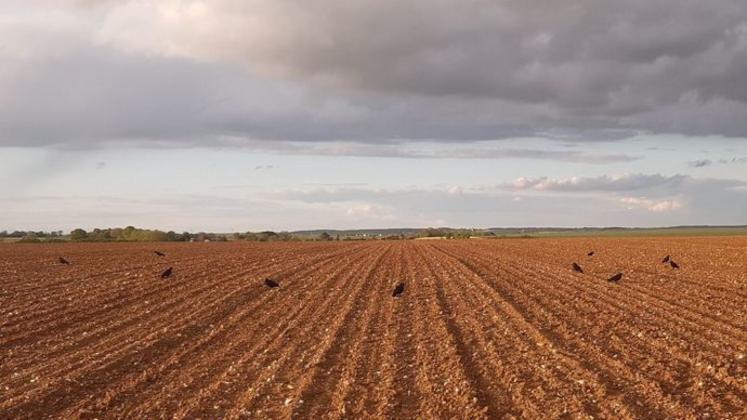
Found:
[572,262,584,273]
[160,267,173,279]
[392,282,405,297]
[670,261,680,269]
[607,272,623,282]
[58,257,70,265]
[154,251,166,257]
[264,278,280,288]
[662,255,670,263]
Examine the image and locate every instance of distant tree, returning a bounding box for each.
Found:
[319,232,333,241]
[421,228,446,238]
[276,232,296,241]
[69,228,88,241]
[257,231,278,242]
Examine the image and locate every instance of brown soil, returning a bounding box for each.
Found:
[1,238,745,419]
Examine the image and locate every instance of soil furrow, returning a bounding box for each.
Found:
[436,241,746,418]
[1,238,744,418]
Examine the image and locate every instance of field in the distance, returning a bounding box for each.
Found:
[1,238,745,419]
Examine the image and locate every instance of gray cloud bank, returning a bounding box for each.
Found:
[4,172,745,230]
[258,173,747,226]
[687,156,747,167]
[2,0,747,150]
[688,159,713,168]
[227,139,638,163]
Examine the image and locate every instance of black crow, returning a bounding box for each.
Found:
[607,273,623,283]
[662,255,670,263]
[587,251,594,257]
[670,261,680,269]
[160,267,173,279]
[392,282,405,297]
[154,251,166,257]
[264,278,280,288]
[572,262,584,273]
[58,257,70,265]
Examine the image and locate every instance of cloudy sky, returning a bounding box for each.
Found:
[2,0,746,231]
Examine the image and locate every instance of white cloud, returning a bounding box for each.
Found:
[649,200,682,212]
[447,186,463,195]
[345,203,389,218]
[620,197,682,212]
[506,174,686,192]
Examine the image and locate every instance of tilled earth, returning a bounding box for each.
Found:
[0,237,745,419]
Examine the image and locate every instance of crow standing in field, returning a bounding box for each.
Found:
[670,260,680,269]
[392,282,405,298]
[58,257,70,265]
[572,262,584,273]
[264,278,280,288]
[607,272,623,283]
[662,255,670,263]
[154,250,166,257]
[160,267,173,279]
[587,251,594,257]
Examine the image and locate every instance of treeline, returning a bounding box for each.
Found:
[66,229,346,242]
[1,227,194,243]
[1,230,67,243]
[232,231,298,242]
[1,227,500,244]
[68,226,189,242]
[1,230,64,238]
[3,227,325,243]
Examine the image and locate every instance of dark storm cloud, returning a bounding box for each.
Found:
[182,0,747,137]
[246,1,745,102]
[1,0,747,149]
[0,44,647,158]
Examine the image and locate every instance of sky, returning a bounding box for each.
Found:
[1,0,746,232]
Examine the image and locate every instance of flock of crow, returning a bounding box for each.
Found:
[58,251,405,297]
[54,247,682,298]
[56,250,409,297]
[571,251,680,282]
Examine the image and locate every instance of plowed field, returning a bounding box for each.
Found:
[1,238,746,419]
